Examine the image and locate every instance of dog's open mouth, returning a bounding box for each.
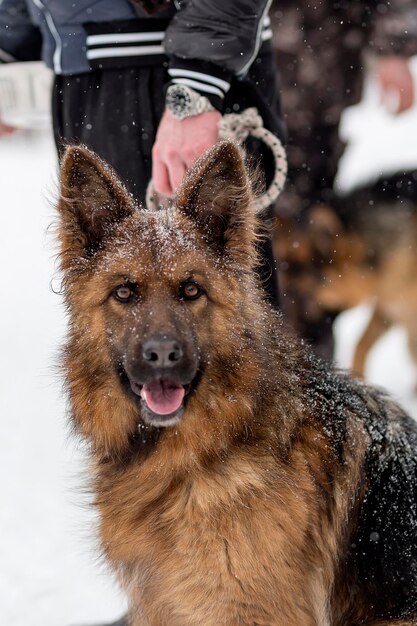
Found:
[130,378,191,426]
[140,379,186,415]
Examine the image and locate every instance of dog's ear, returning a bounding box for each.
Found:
[309,204,344,260]
[175,141,257,264]
[58,145,135,266]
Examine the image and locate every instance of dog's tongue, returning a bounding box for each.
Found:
[140,379,185,416]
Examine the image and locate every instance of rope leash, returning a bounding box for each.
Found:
[146,107,287,212]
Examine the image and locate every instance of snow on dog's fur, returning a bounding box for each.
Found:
[57,142,417,625]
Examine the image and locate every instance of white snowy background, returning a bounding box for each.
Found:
[2,71,417,626]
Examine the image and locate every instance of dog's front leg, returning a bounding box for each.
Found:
[352,306,390,377]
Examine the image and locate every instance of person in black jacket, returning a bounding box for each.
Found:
[270,0,417,359]
[0,0,283,307]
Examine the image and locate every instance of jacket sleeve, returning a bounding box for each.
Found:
[0,0,42,63]
[164,0,273,110]
[371,0,417,57]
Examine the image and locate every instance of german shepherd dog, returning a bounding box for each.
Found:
[275,175,417,376]
[57,142,417,626]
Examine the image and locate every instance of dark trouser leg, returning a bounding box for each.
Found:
[274,122,343,359]
[224,43,284,308]
[52,67,166,203]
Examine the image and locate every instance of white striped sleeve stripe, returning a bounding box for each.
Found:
[87,32,165,46]
[261,28,273,41]
[168,68,230,93]
[171,78,224,98]
[87,45,165,60]
[0,49,17,62]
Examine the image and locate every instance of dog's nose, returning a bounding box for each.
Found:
[142,337,183,368]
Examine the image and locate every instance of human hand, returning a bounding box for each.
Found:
[375,56,414,114]
[0,121,18,136]
[152,109,221,197]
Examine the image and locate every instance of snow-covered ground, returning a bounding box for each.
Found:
[0,131,126,626]
[1,106,417,625]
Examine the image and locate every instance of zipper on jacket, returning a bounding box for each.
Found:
[31,0,62,73]
[239,0,273,78]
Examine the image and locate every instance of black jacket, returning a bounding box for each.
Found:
[0,0,273,109]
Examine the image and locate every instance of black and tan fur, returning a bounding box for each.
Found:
[275,179,417,376]
[57,142,417,625]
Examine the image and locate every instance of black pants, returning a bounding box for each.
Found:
[52,45,283,307]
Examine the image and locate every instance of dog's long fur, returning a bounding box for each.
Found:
[57,143,417,625]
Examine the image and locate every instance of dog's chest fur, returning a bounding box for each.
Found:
[96,434,353,626]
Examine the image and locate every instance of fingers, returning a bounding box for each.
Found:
[0,123,18,137]
[152,147,187,197]
[375,56,415,114]
[397,84,414,114]
[166,151,187,193]
[152,109,221,197]
[152,146,173,196]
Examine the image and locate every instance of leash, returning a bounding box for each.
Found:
[146,107,287,212]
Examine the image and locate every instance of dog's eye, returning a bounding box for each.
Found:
[113,285,134,302]
[181,281,203,301]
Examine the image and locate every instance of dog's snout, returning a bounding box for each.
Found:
[142,337,184,368]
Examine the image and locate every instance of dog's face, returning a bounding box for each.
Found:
[58,142,260,453]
